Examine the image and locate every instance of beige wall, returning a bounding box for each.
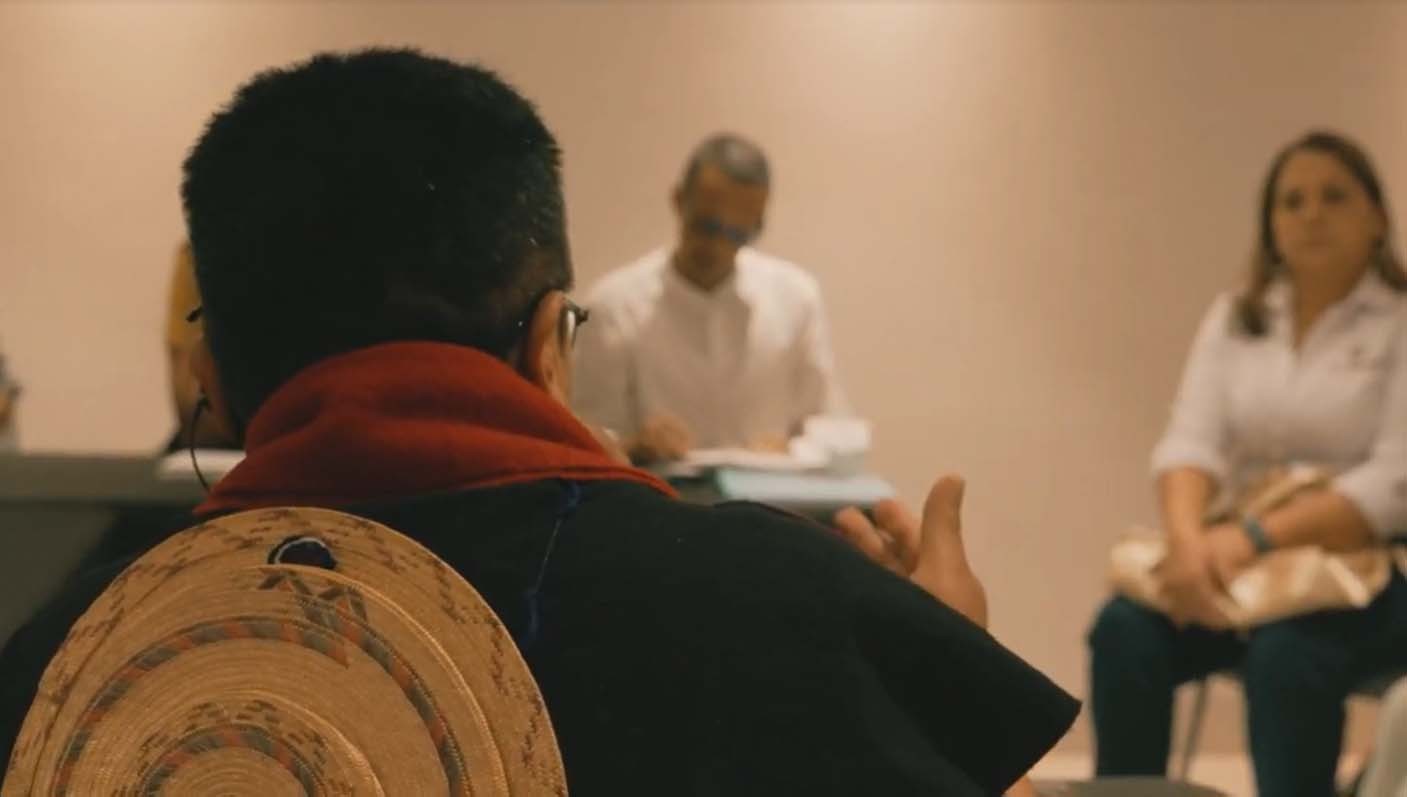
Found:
[3,1,1406,705]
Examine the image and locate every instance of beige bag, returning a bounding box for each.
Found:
[1110,465,1403,630]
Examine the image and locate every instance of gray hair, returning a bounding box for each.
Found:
[681,133,770,189]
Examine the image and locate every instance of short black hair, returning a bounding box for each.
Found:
[182,48,570,420]
[680,133,770,190]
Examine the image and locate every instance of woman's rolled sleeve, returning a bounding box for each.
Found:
[1150,295,1233,486]
[1333,310,1407,538]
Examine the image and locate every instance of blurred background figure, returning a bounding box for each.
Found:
[1088,131,1407,796]
[0,338,16,451]
[164,241,235,451]
[67,242,238,574]
[572,133,847,464]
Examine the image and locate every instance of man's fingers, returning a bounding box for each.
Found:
[834,507,871,538]
[922,475,966,537]
[834,507,904,576]
[920,475,969,567]
[871,499,920,571]
[834,507,881,554]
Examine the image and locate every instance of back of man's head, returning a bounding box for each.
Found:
[183,49,569,422]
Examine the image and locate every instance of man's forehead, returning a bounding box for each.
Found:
[686,164,768,214]
[1276,149,1357,191]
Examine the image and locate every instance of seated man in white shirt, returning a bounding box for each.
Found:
[573,133,846,463]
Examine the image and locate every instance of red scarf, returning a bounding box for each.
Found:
[197,341,674,515]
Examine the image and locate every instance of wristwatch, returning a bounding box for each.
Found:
[1240,516,1275,554]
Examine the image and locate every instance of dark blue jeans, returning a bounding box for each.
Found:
[1088,572,1407,797]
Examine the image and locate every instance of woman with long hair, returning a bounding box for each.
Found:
[1089,131,1407,795]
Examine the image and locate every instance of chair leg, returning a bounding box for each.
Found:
[1179,679,1210,782]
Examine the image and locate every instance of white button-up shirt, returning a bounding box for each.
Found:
[1152,271,1407,537]
[573,246,846,449]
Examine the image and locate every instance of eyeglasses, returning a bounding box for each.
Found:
[558,296,590,348]
[690,216,759,247]
[513,291,589,350]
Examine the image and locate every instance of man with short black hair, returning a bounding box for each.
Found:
[0,50,1075,795]
[574,134,848,463]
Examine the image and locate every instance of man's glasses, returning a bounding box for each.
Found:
[558,296,590,348]
[514,292,589,350]
[691,216,759,247]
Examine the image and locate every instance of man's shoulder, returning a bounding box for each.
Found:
[570,481,857,586]
[578,478,816,530]
[584,248,669,312]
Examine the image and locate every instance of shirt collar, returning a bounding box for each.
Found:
[660,247,757,308]
[1348,268,1402,313]
[1263,268,1400,316]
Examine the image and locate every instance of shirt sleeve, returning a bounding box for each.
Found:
[791,286,847,430]
[571,300,639,440]
[840,538,1080,792]
[1150,294,1234,485]
[1333,308,1407,538]
[657,502,1078,795]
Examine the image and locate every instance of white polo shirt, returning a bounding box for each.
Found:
[573,247,846,449]
[1152,270,1407,536]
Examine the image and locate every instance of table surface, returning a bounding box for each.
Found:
[0,451,894,509]
[0,452,206,504]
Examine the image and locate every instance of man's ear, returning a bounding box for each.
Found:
[517,291,571,406]
[189,337,241,445]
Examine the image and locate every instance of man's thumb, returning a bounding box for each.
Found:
[922,474,966,541]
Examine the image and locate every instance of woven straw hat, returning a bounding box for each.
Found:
[3,507,567,796]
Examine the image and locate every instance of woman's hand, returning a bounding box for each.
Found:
[1204,522,1258,590]
[1158,530,1229,628]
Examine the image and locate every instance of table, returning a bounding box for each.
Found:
[666,467,895,522]
[0,452,214,644]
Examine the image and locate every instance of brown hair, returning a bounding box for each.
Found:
[1235,130,1407,336]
